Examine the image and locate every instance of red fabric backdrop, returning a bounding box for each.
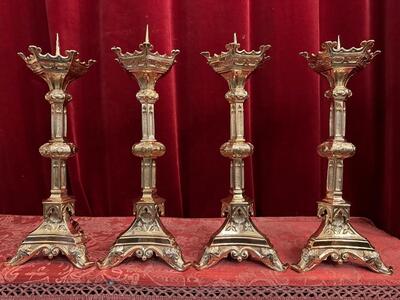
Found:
[0,0,399,237]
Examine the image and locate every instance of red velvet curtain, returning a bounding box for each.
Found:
[0,0,399,237]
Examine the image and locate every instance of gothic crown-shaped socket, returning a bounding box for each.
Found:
[202,33,270,90]
[18,34,95,91]
[300,37,380,89]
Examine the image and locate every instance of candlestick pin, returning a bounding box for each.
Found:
[98,26,190,271]
[7,34,95,268]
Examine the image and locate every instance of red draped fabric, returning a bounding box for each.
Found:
[0,0,399,236]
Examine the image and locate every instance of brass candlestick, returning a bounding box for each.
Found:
[195,34,287,271]
[292,37,393,274]
[98,26,189,271]
[7,35,95,268]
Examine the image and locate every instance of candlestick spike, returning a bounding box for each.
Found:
[233,32,238,44]
[292,39,392,275]
[55,33,60,56]
[195,39,287,271]
[99,35,188,271]
[7,42,95,269]
[145,24,150,44]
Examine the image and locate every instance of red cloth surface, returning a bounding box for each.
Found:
[0,0,400,240]
[1,215,399,286]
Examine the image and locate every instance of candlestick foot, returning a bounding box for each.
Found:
[6,198,93,269]
[195,201,287,271]
[291,202,393,274]
[98,201,190,271]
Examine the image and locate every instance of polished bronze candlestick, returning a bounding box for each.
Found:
[195,34,287,271]
[98,26,189,271]
[7,34,95,268]
[292,37,392,274]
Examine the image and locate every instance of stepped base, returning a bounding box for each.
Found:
[98,200,190,271]
[6,198,93,269]
[292,201,393,274]
[195,199,287,271]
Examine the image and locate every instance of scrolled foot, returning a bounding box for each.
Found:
[98,245,190,271]
[160,246,191,271]
[97,245,131,269]
[291,247,321,273]
[292,247,394,275]
[195,245,288,272]
[6,243,93,269]
[258,247,288,272]
[62,244,94,269]
[291,248,353,272]
[362,250,393,275]
[6,244,39,267]
[194,246,226,270]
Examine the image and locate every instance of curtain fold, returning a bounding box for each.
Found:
[0,0,399,237]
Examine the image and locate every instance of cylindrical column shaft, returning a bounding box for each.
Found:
[51,102,67,141]
[141,103,155,141]
[135,87,161,202]
[230,102,245,142]
[325,95,348,203]
[141,158,156,198]
[230,159,245,199]
[48,91,70,201]
[227,90,247,202]
[50,159,67,197]
[329,99,346,140]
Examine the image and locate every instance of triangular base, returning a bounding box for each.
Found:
[292,201,393,274]
[6,198,93,269]
[98,199,190,271]
[195,199,287,271]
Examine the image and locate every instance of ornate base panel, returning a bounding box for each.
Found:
[292,202,393,274]
[195,202,287,271]
[98,201,190,271]
[6,199,93,269]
